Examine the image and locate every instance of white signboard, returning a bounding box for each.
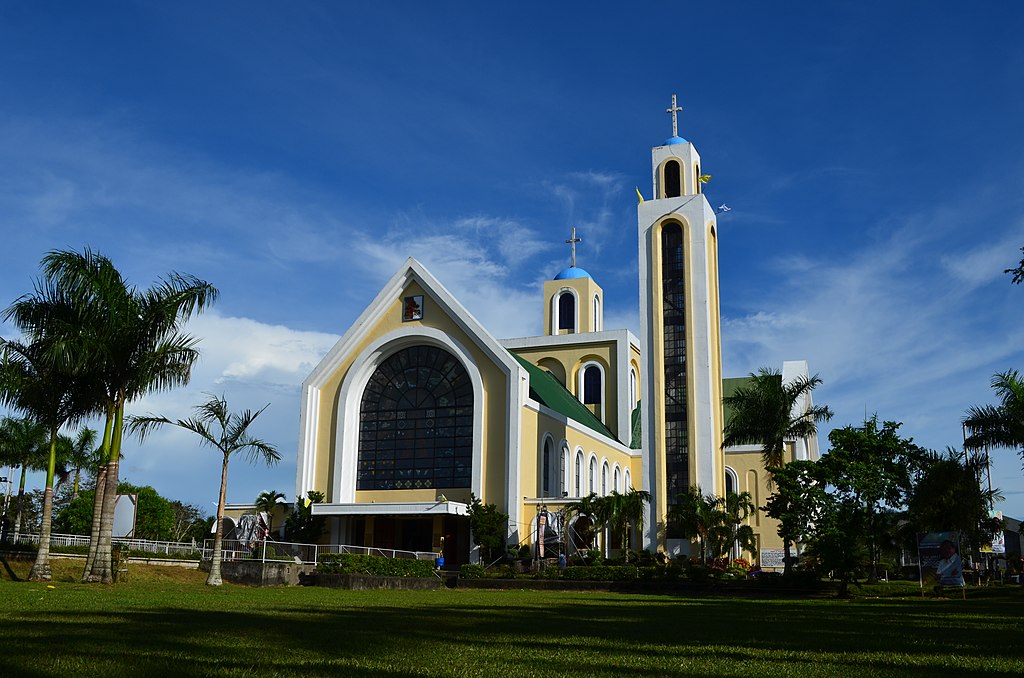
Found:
[760,548,786,569]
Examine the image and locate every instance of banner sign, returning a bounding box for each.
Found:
[917,531,964,587]
[760,548,785,569]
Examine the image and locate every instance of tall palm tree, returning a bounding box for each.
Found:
[29,248,216,583]
[0,337,90,581]
[0,415,49,542]
[722,367,833,477]
[963,369,1024,469]
[128,394,279,586]
[254,489,285,536]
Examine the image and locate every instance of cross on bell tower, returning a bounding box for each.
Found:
[666,94,683,138]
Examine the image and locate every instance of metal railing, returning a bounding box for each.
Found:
[7,533,438,566]
[4,532,200,557]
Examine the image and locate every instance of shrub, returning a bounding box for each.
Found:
[460,564,485,579]
[317,553,435,578]
[563,565,638,581]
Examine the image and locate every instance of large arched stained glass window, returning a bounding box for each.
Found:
[357,345,473,490]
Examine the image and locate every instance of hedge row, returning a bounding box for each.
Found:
[317,553,435,578]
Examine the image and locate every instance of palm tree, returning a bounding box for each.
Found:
[963,369,1024,469]
[64,426,99,499]
[0,415,49,542]
[667,486,724,564]
[27,248,216,583]
[254,489,285,536]
[722,367,833,477]
[0,337,90,581]
[707,491,757,561]
[602,488,651,557]
[128,394,279,586]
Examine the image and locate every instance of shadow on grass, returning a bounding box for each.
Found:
[0,588,1021,677]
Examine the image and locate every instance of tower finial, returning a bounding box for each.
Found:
[565,226,581,268]
[666,93,683,138]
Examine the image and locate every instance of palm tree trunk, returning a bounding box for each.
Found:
[29,430,58,581]
[88,404,122,584]
[783,539,794,577]
[207,454,230,586]
[82,408,113,580]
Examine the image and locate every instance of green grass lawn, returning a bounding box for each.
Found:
[1,558,1022,677]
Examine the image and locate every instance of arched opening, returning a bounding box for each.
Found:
[561,444,570,496]
[624,469,632,491]
[575,449,584,496]
[592,294,601,332]
[664,160,682,198]
[558,292,576,332]
[588,456,597,495]
[601,460,610,496]
[357,345,473,490]
[582,365,602,404]
[541,437,554,497]
[613,464,622,493]
[661,221,688,535]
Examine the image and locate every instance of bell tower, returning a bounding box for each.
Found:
[639,94,725,553]
[542,226,604,336]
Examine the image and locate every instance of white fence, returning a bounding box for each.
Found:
[4,533,438,566]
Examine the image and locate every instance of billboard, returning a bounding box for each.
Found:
[917,531,964,587]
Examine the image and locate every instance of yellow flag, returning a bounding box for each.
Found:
[304,496,312,508]
[699,174,712,184]
[635,186,644,204]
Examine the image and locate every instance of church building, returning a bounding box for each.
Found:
[295,97,820,568]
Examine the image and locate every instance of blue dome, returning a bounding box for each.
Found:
[663,135,687,145]
[554,267,591,280]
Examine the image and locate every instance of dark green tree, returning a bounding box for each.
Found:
[255,489,285,535]
[467,493,508,565]
[708,491,757,562]
[819,418,925,583]
[763,460,828,576]
[906,449,1003,554]
[284,490,326,544]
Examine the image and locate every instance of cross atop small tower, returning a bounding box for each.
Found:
[666,93,683,138]
[565,226,581,268]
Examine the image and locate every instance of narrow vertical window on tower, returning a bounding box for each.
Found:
[664,160,682,198]
[542,437,553,497]
[558,292,576,332]
[592,295,601,332]
[661,222,688,534]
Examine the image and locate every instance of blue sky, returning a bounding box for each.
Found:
[2,2,1024,521]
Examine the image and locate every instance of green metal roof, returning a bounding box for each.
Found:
[512,354,617,441]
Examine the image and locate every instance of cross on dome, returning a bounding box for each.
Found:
[565,226,581,268]
[666,94,683,138]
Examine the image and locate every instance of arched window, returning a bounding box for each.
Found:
[542,437,554,497]
[601,460,609,496]
[561,445,570,496]
[664,160,682,198]
[582,365,602,404]
[613,464,621,493]
[624,469,632,491]
[725,466,738,497]
[695,164,702,194]
[588,456,597,495]
[629,367,638,407]
[575,449,584,496]
[592,295,601,332]
[558,292,576,332]
[358,345,473,490]
[661,222,688,522]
